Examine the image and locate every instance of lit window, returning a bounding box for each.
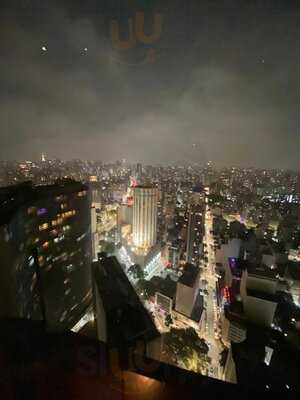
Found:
[30,274,37,292]
[39,223,48,231]
[56,195,65,202]
[54,235,64,243]
[28,256,35,267]
[38,256,44,266]
[78,190,87,197]
[27,207,36,215]
[52,218,63,226]
[59,311,67,322]
[37,208,47,216]
[76,232,87,242]
[64,264,74,272]
[42,241,50,249]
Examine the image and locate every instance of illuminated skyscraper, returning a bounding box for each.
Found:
[132,186,157,249]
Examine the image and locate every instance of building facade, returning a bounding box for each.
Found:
[0,180,92,332]
[132,186,158,250]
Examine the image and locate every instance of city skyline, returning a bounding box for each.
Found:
[1,1,300,395]
[1,148,300,390]
[1,0,300,169]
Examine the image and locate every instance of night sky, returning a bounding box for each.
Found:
[1,0,300,169]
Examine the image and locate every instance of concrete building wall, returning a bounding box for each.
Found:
[244,296,277,327]
[246,275,277,294]
[223,347,237,384]
[175,282,195,317]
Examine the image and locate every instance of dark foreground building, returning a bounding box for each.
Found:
[92,254,159,348]
[0,318,237,400]
[1,318,299,400]
[0,180,92,331]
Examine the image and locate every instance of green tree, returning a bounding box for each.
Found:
[128,264,144,280]
[164,327,209,371]
[136,279,156,300]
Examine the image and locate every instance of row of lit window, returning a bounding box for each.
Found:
[38,211,76,231]
[39,223,49,231]
[61,210,76,218]
[51,218,62,227]
[52,252,68,263]
[56,195,67,202]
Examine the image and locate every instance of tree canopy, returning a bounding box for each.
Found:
[128,264,144,280]
[164,327,209,371]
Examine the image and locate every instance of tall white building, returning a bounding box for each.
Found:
[133,186,157,249]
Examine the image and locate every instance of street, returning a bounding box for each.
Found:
[199,187,222,379]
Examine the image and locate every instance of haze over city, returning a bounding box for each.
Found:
[1,0,300,169]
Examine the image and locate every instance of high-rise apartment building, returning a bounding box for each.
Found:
[0,180,92,332]
[132,186,157,249]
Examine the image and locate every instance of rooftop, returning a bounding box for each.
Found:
[246,288,279,303]
[285,262,300,281]
[178,264,200,287]
[150,275,177,300]
[247,265,277,280]
[190,292,204,323]
[231,322,300,392]
[92,255,159,347]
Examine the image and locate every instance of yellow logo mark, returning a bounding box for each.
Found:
[110,12,163,50]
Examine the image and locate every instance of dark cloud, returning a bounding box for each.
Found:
[1,0,300,169]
